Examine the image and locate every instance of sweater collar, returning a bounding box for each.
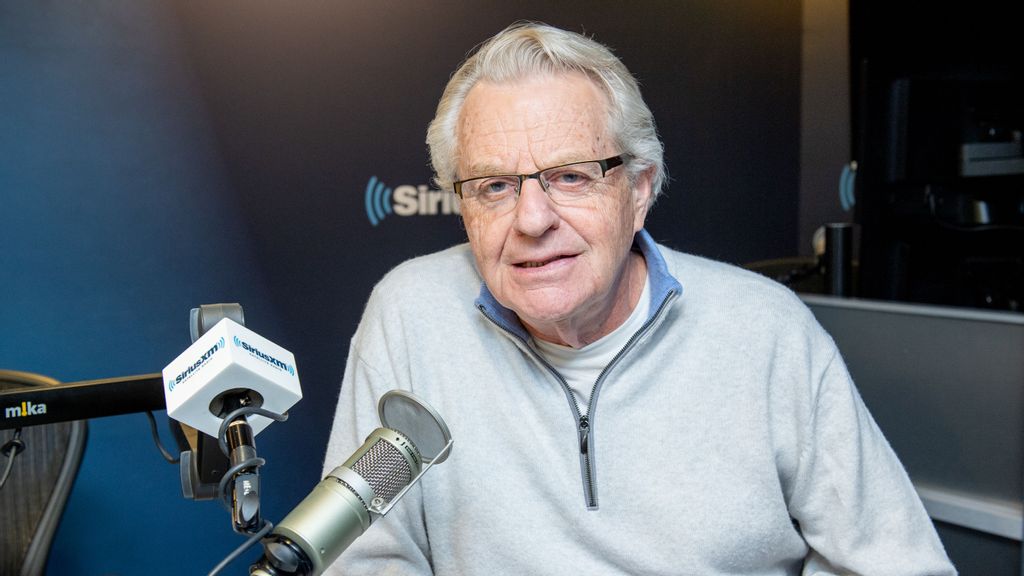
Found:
[474,229,683,342]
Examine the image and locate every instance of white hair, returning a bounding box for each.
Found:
[426,21,666,208]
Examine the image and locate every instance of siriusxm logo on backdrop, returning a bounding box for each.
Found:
[168,337,226,391]
[233,335,295,376]
[364,176,460,226]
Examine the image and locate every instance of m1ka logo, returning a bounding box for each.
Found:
[5,401,47,419]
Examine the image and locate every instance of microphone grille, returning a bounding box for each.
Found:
[351,435,414,502]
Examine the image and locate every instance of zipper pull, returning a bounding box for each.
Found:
[578,415,590,455]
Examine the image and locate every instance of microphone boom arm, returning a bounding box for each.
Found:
[0,373,165,430]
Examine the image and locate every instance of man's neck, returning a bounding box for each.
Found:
[525,251,649,348]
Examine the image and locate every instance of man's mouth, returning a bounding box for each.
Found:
[516,255,570,268]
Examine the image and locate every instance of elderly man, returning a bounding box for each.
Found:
[321,22,955,575]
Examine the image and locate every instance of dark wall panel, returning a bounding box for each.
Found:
[0,1,283,573]
[1,2,800,574]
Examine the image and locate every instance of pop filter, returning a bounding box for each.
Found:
[377,390,452,464]
[246,390,453,576]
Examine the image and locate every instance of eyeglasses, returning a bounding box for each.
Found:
[453,155,629,211]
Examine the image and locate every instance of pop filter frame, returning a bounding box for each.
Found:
[377,389,452,465]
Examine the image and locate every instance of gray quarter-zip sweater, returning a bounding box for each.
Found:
[321,230,954,575]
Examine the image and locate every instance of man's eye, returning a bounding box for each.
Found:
[548,170,592,188]
[478,178,517,196]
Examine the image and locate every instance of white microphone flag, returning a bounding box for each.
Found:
[162,318,301,437]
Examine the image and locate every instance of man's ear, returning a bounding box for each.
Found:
[631,166,655,232]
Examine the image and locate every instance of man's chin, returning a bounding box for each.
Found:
[509,297,581,332]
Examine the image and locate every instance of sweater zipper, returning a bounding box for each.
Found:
[576,289,677,508]
[477,288,678,509]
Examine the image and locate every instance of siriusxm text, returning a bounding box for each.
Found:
[238,340,293,375]
[393,185,460,216]
[171,342,221,391]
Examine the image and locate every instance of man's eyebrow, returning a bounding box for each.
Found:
[463,162,512,178]
[463,154,597,177]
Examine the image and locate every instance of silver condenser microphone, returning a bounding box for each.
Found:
[250,390,452,576]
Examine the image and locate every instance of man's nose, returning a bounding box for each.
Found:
[512,176,560,236]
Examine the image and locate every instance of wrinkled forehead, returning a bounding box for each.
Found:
[456,72,613,174]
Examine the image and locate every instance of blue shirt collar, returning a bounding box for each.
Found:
[474,229,683,341]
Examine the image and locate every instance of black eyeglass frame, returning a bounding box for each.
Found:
[452,154,630,199]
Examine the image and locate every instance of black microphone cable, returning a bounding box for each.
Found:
[0,428,25,490]
[215,405,289,529]
[145,410,181,464]
[202,404,289,576]
[207,518,276,576]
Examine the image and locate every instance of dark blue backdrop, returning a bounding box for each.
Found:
[0,2,800,574]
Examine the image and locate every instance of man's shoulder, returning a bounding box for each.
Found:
[656,243,815,322]
[383,243,476,279]
[369,243,480,305]
[658,244,793,294]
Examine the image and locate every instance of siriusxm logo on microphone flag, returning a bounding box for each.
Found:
[234,335,296,376]
[162,317,301,437]
[364,176,460,226]
[168,336,225,391]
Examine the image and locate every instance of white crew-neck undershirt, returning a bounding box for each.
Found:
[532,272,651,413]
